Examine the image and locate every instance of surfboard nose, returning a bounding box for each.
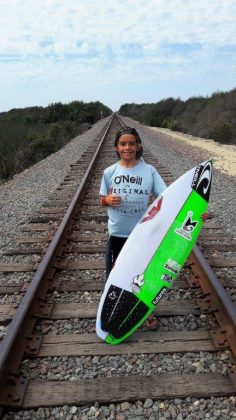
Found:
[191,160,213,202]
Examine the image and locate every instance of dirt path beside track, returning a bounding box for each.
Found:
[151,128,236,177]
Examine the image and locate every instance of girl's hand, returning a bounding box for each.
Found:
[106,193,121,207]
[105,187,121,207]
[201,212,209,222]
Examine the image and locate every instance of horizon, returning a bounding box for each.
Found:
[1,1,236,113]
[1,86,236,115]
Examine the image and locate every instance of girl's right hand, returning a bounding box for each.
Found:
[105,187,121,207]
[106,193,121,207]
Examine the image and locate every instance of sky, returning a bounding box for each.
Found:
[0,0,236,112]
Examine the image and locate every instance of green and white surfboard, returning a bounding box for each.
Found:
[96,160,213,345]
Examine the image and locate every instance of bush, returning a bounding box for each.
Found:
[118,88,236,145]
[24,131,59,165]
[161,117,178,130]
[0,100,112,180]
[212,123,233,143]
[0,138,18,178]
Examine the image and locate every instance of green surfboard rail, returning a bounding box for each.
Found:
[105,189,208,345]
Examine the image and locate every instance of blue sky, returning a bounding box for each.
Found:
[0,0,236,112]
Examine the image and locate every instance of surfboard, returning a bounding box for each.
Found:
[96,159,213,345]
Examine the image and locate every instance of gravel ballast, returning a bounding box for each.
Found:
[4,396,236,419]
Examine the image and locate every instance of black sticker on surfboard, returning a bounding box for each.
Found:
[191,160,212,202]
[175,211,198,241]
[152,286,168,305]
[105,290,140,337]
[101,286,138,333]
[115,300,149,338]
[101,285,123,331]
[101,286,149,339]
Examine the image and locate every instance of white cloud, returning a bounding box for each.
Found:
[0,0,236,110]
[1,0,236,52]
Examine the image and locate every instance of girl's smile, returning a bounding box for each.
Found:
[115,134,140,167]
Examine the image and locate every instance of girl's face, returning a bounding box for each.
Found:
[115,134,140,162]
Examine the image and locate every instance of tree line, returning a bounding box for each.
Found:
[0,101,112,181]
[119,88,236,145]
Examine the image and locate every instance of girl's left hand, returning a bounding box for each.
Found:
[201,212,209,222]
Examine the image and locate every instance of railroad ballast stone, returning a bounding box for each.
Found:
[21,350,234,381]
[35,313,216,336]
[4,396,236,419]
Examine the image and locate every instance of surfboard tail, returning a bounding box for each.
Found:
[100,285,150,339]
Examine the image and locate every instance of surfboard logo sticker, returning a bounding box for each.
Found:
[152,286,168,305]
[164,258,181,274]
[108,290,118,300]
[131,273,144,293]
[162,274,173,284]
[175,211,198,241]
[140,196,163,223]
[191,161,212,202]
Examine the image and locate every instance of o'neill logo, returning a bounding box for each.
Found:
[192,160,212,202]
[140,196,163,223]
[175,211,198,241]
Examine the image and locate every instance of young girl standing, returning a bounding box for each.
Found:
[99,126,209,330]
[100,126,166,281]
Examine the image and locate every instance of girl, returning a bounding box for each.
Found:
[100,126,166,279]
[100,126,166,328]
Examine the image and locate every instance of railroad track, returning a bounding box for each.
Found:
[0,113,236,417]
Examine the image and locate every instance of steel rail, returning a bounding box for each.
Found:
[191,245,236,356]
[116,113,126,128]
[0,113,115,383]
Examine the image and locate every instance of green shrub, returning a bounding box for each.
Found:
[212,123,233,143]
[118,88,236,145]
[25,131,59,164]
[161,117,178,130]
[0,100,112,180]
[0,139,18,178]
